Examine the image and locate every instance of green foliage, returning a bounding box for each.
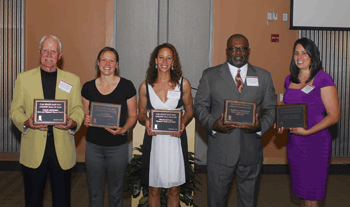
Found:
[124,145,201,207]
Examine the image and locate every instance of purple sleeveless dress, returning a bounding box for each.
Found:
[284,70,335,200]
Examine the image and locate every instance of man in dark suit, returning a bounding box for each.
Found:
[194,34,277,207]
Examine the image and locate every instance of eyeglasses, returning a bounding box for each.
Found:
[227,47,248,52]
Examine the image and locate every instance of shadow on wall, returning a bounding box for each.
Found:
[57,57,64,70]
[262,128,287,149]
[75,124,87,149]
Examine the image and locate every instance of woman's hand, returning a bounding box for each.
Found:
[82,97,91,128]
[273,123,284,134]
[289,127,310,136]
[84,114,91,127]
[145,118,157,136]
[172,122,185,137]
[105,126,127,135]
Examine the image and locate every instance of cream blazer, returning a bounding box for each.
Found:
[10,67,85,170]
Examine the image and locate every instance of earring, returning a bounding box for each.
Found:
[155,64,158,69]
[171,65,174,70]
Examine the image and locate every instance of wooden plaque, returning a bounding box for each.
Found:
[150,109,182,135]
[276,104,308,130]
[90,102,121,128]
[223,100,256,126]
[34,99,67,125]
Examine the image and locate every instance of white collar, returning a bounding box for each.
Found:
[227,62,248,83]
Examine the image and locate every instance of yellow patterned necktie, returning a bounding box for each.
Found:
[235,69,243,93]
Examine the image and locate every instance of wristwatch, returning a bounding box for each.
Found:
[23,124,28,132]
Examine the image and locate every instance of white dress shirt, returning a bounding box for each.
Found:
[228,62,248,85]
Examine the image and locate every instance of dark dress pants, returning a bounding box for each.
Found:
[207,159,262,207]
[22,135,71,207]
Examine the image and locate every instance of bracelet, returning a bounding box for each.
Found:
[121,127,127,136]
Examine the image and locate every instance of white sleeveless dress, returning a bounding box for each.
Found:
[148,80,186,188]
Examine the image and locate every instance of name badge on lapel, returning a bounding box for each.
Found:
[246,76,259,86]
[59,80,73,93]
[167,90,181,100]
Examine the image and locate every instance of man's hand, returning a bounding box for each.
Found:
[24,113,48,131]
[239,113,261,133]
[54,115,77,130]
[213,114,237,134]
[274,123,284,134]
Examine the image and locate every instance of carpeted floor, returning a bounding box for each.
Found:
[193,174,350,207]
[0,171,349,207]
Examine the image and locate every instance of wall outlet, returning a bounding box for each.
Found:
[280,94,284,102]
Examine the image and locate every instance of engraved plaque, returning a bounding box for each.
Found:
[34,99,67,125]
[223,100,256,126]
[150,109,181,134]
[276,104,308,130]
[90,102,121,128]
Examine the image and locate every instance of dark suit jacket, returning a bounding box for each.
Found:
[194,62,277,167]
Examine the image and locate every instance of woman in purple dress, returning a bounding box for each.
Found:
[276,38,340,207]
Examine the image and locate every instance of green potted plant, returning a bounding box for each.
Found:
[124,145,201,207]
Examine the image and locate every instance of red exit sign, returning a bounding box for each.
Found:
[271,34,279,42]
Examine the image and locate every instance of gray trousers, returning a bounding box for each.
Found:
[85,141,128,207]
[207,159,262,207]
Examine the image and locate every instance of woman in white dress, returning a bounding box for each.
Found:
[138,43,193,207]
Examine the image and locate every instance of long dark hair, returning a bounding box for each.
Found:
[95,47,119,77]
[289,38,322,83]
[146,43,182,87]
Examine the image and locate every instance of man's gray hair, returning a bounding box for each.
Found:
[39,35,63,52]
